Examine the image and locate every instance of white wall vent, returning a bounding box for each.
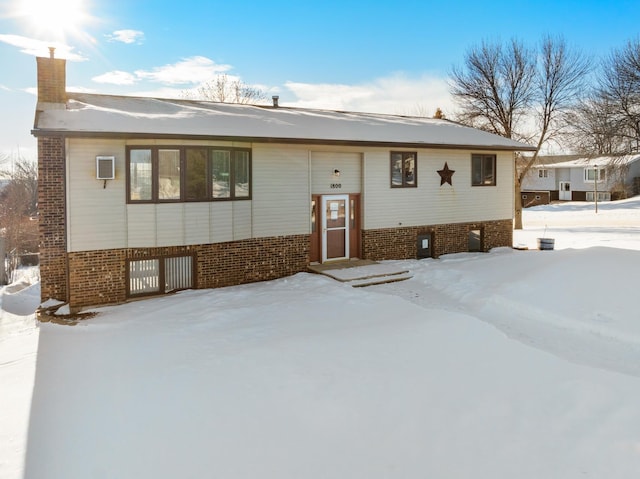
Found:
[96,156,115,180]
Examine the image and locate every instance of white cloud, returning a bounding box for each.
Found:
[106,30,144,44]
[134,56,232,85]
[0,34,87,61]
[92,70,138,85]
[91,56,233,89]
[284,73,456,118]
[0,84,10,91]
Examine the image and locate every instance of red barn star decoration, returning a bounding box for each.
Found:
[437,162,455,186]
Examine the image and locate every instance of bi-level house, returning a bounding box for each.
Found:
[521,154,640,207]
[33,52,535,311]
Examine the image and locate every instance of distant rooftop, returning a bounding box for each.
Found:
[33,92,536,152]
[532,154,640,168]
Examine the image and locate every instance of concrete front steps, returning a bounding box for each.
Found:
[308,259,413,287]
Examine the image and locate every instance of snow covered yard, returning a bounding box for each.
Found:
[2,197,640,479]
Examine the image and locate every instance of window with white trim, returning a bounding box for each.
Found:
[584,167,605,182]
[586,191,611,202]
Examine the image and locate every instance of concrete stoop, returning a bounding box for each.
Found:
[308,259,413,287]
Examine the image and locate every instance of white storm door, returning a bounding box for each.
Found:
[322,195,350,262]
[559,181,571,200]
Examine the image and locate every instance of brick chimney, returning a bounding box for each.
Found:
[36,47,67,105]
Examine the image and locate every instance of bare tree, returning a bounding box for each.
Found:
[450,39,536,140]
[563,94,627,155]
[0,154,38,255]
[599,38,640,152]
[450,36,590,229]
[182,74,268,104]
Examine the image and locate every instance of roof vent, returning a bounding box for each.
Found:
[272,95,279,108]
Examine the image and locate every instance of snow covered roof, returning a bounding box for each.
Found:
[33,92,536,151]
[535,154,640,168]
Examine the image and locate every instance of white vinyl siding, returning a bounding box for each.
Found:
[311,152,362,194]
[363,149,514,230]
[66,139,127,251]
[211,202,233,243]
[127,204,156,247]
[232,200,252,240]
[67,138,515,252]
[156,204,184,246]
[251,145,310,237]
[523,168,556,191]
[184,203,211,245]
[68,139,257,252]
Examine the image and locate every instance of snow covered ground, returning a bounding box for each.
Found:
[2,197,640,478]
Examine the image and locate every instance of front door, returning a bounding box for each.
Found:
[559,181,571,201]
[322,195,349,262]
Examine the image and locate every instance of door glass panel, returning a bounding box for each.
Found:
[350,199,355,228]
[322,195,349,262]
[326,200,345,228]
[311,199,317,233]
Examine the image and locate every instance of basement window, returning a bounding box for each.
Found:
[468,229,482,252]
[128,255,194,297]
[585,191,611,202]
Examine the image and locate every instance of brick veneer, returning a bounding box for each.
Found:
[197,234,309,288]
[67,234,310,309]
[68,249,127,307]
[362,219,513,260]
[65,220,512,310]
[38,136,68,303]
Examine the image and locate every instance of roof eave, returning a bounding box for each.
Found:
[30,129,538,152]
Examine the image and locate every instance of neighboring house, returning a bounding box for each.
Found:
[32,52,535,311]
[521,154,640,207]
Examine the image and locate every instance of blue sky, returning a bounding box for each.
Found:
[0,0,638,161]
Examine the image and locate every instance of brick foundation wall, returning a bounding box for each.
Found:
[67,234,310,309]
[38,136,68,303]
[362,219,513,260]
[65,220,513,310]
[197,235,309,289]
[68,249,127,307]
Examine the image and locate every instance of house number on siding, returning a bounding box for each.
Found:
[330,183,342,189]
